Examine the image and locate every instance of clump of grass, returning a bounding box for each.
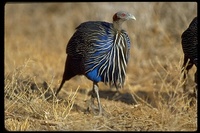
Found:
[4,59,79,131]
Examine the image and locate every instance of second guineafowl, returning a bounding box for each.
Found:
[181,16,198,99]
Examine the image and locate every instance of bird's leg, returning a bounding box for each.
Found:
[181,57,193,93]
[188,71,198,107]
[93,83,103,115]
[87,82,103,115]
[181,57,188,89]
[89,85,98,110]
[194,71,197,96]
[190,71,198,99]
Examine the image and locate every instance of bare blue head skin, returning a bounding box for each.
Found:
[113,11,136,31]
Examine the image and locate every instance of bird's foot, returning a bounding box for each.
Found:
[85,99,109,116]
[85,99,100,115]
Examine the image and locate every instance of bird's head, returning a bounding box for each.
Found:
[113,11,136,21]
[113,11,136,31]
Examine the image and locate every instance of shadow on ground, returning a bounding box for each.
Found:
[5,78,196,114]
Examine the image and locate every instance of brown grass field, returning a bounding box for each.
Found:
[4,2,197,131]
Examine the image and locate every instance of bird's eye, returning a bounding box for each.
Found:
[121,13,126,17]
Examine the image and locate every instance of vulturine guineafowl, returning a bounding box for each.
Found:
[181,16,197,99]
[55,11,136,115]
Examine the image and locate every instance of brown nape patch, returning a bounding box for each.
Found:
[113,13,119,21]
[5,3,197,131]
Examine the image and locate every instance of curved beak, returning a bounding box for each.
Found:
[128,13,136,20]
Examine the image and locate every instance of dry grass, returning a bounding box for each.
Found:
[4,2,197,131]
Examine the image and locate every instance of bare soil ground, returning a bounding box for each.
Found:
[4,2,197,131]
